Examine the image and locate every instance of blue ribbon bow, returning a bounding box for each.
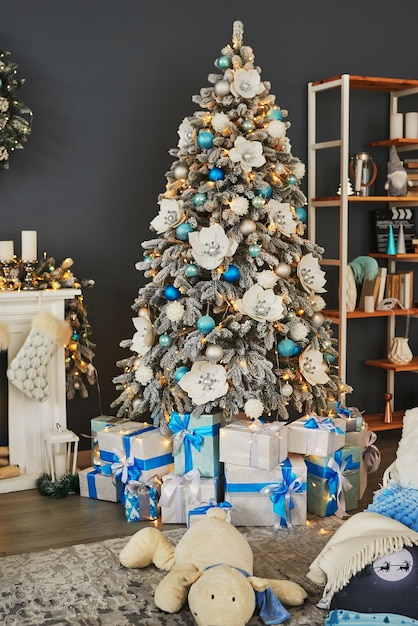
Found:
[303,415,344,435]
[262,458,306,527]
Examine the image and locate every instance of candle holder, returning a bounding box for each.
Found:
[43,423,79,481]
[383,393,393,424]
[21,259,38,290]
[0,259,18,290]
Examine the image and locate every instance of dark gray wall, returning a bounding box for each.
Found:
[2,0,418,446]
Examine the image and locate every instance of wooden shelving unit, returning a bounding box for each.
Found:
[308,73,418,421]
[363,410,404,432]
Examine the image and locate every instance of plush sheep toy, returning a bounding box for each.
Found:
[119,508,307,625]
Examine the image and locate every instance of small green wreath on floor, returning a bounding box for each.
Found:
[36,472,80,499]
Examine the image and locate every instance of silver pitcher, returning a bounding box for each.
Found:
[350,152,378,196]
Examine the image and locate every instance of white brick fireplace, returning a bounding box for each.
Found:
[0,289,80,493]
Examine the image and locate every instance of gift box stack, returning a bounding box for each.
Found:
[220,418,308,528]
[79,418,175,522]
[286,413,362,518]
[160,411,225,526]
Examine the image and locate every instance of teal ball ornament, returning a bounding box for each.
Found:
[197,315,216,333]
[288,174,298,186]
[143,255,152,263]
[295,207,307,223]
[185,263,199,278]
[174,366,190,382]
[164,285,181,301]
[159,333,173,347]
[242,119,255,133]
[255,185,273,199]
[197,131,214,149]
[216,55,231,69]
[208,167,224,182]
[176,223,194,241]
[267,107,283,121]
[193,192,207,207]
[222,265,240,283]
[248,244,262,258]
[251,196,266,209]
[277,338,296,357]
[324,352,336,364]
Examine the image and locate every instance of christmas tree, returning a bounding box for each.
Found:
[112,21,347,432]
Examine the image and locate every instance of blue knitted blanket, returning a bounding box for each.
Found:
[366,483,418,532]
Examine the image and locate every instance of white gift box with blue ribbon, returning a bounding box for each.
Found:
[287,415,346,457]
[219,419,288,470]
[79,465,122,502]
[159,470,217,524]
[186,500,232,527]
[98,422,174,483]
[168,411,222,478]
[224,454,307,527]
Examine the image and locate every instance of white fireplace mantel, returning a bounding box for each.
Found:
[0,289,81,493]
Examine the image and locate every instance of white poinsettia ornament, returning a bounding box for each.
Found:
[230,195,249,216]
[131,316,154,356]
[299,346,330,385]
[267,119,286,140]
[244,398,264,419]
[230,68,264,99]
[166,301,185,322]
[179,360,228,405]
[229,136,266,172]
[189,224,238,270]
[212,112,231,133]
[256,270,279,289]
[150,198,184,234]
[236,283,284,322]
[267,200,297,237]
[135,364,154,385]
[177,118,196,149]
[298,253,327,293]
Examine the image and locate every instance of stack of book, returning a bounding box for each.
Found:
[359,267,414,309]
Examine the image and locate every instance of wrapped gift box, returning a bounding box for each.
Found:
[159,470,217,524]
[224,454,307,527]
[90,415,131,461]
[345,425,380,499]
[304,443,360,517]
[124,477,161,522]
[219,419,288,470]
[98,422,173,483]
[287,415,345,456]
[168,412,222,477]
[335,402,365,433]
[79,466,122,502]
[186,501,232,527]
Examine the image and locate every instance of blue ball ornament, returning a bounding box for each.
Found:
[216,55,231,69]
[267,107,283,121]
[324,353,336,364]
[208,167,225,182]
[295,207,307,223]
[176,223,194,241]
[197,315,216,333]
[197,131,214,149]
[193,192,207,207]
[255,185,273,200]
[159,333,173,347]
[251,196,266,209]
[222,265,240,283]
[248,244,262,258]
[72,332,79,341]
[288,174,298,186]
[174,366,190,382]
[293,345,302,356]
[164,285,181,301]
[277,338,296,357]
[185,263,199,278]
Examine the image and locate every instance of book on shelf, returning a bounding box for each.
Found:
[399,270,414,309]
[358,275,381,309]
[385,273,400,301]
[376,266,387,307]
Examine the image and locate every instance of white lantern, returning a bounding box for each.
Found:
[43,424,79,481]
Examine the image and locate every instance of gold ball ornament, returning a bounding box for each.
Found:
[275,262,292,278]
[214,79,230,96]
[173,163,188,179]
[311,312,325,328]
[281,382,293,397]
[205,344,224,362]
[239,219,257,235]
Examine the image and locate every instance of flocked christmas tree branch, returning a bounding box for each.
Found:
[111,21,351,432]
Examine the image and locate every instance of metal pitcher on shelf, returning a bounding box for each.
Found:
[349,152,378,196]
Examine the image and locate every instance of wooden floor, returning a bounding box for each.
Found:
[0,430,399,557]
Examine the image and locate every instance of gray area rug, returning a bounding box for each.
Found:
[0,516,341,625]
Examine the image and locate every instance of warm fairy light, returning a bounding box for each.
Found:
[301,383,308,392]
[297,309,305,316]
[216,266,225,274]
[282,373,290,381]
[239,359,248,368]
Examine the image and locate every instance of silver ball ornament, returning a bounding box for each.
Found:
[205,344,224,362]
[132,398,141,409]
[275,262,292,278]
[311,312,325,328]
[275,163,285,175]
[281,382,293,397]
[173,163,188,180]
[239,219,257,235]
[214,80,230,96]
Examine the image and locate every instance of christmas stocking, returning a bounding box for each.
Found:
[7,310,72,402]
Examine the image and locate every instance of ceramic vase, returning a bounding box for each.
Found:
[388,337,413,365]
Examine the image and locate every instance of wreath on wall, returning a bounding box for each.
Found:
[0,49,32,168]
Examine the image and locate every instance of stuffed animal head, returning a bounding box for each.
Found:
[187,564,255,626]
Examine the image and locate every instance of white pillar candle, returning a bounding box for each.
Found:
[0,240,14,261]
[354,159,363,193]
[364,295,375,313]
[53,443,68,479]
[405,112,418,138]
[21,230,37,261]
[390,113,403,139]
